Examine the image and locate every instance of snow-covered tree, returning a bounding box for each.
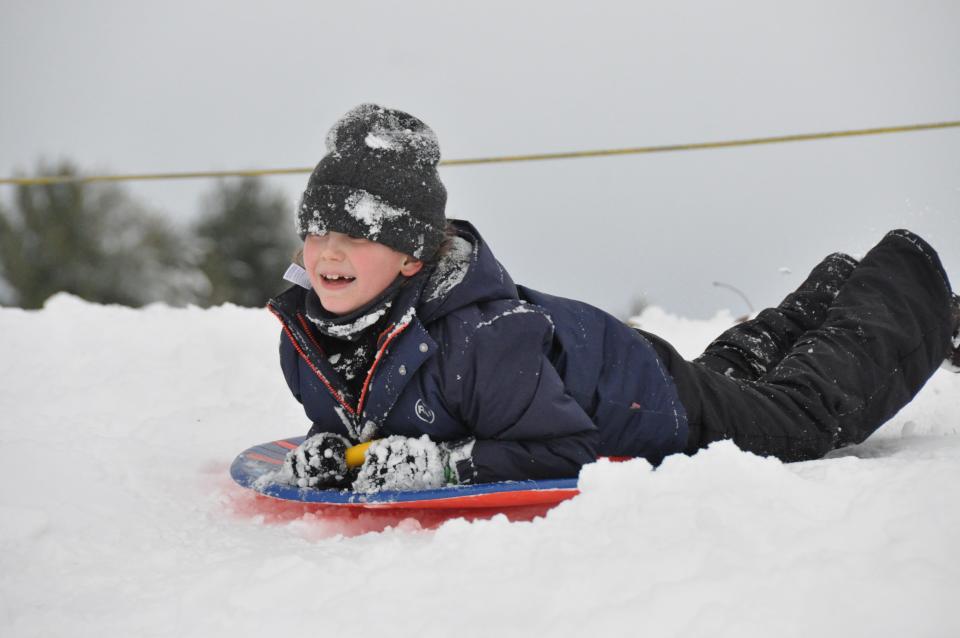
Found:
[0,161,202,308]
[192,177,297,307]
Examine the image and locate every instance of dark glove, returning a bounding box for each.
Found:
[281,432,354,489]
[352,435,475,493]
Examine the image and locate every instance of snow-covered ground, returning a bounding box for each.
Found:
[1,294,957,637]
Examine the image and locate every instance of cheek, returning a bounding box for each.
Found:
[301,244,323,290]
[353,247,400,279]
[302,242,319,269]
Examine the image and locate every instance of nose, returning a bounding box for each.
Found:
[318,232,347,260]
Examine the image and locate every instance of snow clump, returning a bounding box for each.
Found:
[343,190,408,238]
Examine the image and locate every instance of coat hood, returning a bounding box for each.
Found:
[416,219,520,324]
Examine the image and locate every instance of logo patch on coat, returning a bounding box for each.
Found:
[415,399,436,424]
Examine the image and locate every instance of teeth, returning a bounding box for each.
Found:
[323,274,354,281]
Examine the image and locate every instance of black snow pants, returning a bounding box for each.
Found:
[641,229,955,462]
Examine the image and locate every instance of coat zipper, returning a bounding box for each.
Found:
[269,305,413,420]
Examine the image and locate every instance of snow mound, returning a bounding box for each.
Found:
[1,295,958,637]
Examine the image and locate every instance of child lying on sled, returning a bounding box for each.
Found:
[268,104,960,494]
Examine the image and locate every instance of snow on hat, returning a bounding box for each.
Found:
[297,104,447,260]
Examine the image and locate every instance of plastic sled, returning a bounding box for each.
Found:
[230,437,580,510]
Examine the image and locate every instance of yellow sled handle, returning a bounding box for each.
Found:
[345,441,375,468]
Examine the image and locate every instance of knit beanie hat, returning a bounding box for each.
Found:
[296,104,447,260]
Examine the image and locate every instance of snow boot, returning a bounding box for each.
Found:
[946,293,960,372]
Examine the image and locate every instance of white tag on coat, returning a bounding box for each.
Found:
[283,263,313,290]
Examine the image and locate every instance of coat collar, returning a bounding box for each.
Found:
[267,274,437,441]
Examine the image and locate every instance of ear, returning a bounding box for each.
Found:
[399,257,424,277]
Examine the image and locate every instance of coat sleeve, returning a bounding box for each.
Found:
[279,329,303,405]
[454,309,598,483]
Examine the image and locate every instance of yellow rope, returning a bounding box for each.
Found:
[443,120,960,166]
[2,120,958,186]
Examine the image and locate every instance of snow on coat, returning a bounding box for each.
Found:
[268,220,688,483]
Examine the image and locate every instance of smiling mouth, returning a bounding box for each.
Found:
[319,274,356,289]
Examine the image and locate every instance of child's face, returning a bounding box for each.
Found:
[303,231,423,315]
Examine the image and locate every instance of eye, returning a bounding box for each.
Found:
[347,235,369,244]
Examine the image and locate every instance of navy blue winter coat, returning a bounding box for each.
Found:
[268,220,688,483]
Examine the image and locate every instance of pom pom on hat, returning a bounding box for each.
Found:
[324,104,441,165]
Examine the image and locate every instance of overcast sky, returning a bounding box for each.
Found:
[2,0,958,317]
